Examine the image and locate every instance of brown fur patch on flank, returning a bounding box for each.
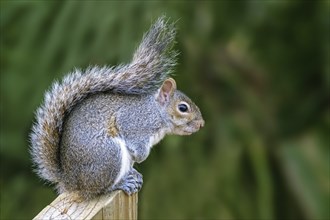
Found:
[108,115,119,137]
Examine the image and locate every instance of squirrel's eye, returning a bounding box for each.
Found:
[178,103,188,113]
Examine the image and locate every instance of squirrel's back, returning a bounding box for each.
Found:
[30,16,177,183]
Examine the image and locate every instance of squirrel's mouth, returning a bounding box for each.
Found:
[180,130,194,135]
[175,119,205,135]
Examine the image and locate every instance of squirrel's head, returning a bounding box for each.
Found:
[156,78,205,135]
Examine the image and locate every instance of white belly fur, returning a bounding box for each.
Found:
[113,137,131,186]
[148,128,168,148]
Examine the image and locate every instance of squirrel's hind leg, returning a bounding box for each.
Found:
[109,168,143,195]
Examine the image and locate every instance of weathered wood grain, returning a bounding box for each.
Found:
[33,191,137,220]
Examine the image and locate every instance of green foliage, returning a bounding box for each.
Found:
[1,1,328,219]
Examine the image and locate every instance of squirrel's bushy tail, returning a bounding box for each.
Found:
[30,16,177,183]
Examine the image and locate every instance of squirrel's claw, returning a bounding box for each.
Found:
[111,168,143,195]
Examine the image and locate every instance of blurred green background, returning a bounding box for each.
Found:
[1,1,329,219]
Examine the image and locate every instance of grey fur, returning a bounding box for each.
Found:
[30,16,204,200]
[60,93,167,198]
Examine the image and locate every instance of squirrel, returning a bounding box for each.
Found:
[30,16,204,200]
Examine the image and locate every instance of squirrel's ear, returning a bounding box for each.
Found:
[157,78,177,105]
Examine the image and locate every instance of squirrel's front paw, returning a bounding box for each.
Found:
[127,144,150,163]
[113,169,143,195]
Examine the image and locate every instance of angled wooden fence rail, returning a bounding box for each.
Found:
[33,191,138,220]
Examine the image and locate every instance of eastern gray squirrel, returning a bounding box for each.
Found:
[30,17,204,200]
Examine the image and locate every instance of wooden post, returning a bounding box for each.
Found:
[33,191,138,220]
